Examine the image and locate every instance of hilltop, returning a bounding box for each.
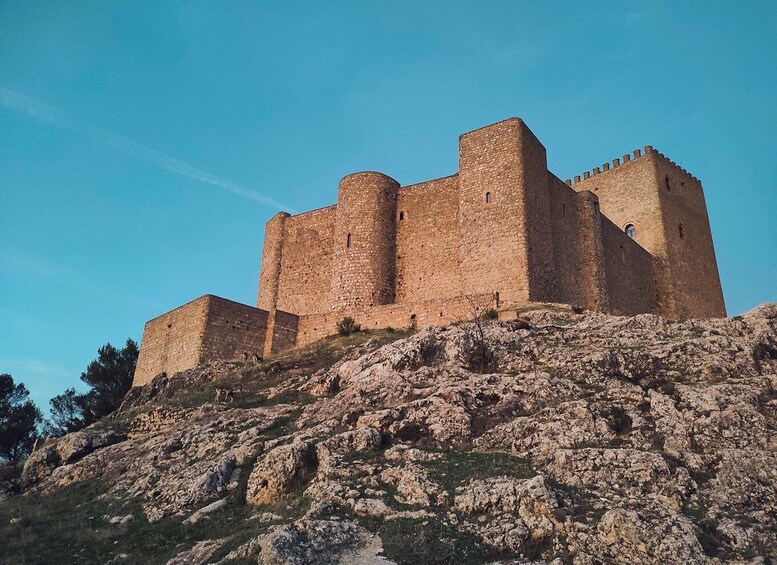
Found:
[2,305,776,564]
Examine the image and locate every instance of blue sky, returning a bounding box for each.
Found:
[1,1,776,411]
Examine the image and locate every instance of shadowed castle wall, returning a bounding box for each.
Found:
[200,297,269,363]
[651,155,726,318]
[264,309,299,356]
[257,212,288,312]
[600,218,658,315]
[547,176,594,310]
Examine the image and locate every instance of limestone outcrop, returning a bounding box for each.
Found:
[8,304,777,563]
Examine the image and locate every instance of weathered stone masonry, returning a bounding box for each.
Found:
[132,117,726,386]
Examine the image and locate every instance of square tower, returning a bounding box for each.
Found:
[570,148,725,318]
[457,118,555,305]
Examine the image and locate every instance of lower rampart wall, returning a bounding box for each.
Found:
[296,294,495,347]
[133,295,273,388]
[547,177,588,308]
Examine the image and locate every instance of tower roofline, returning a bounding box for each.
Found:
[566,146,702,188]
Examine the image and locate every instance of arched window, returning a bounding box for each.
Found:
[665,176,671,191]
[346,233,351,248]
[624,223,636,239]
[678,224,684,239]
[485,192,492,204]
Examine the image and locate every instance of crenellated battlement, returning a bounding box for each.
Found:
[565,146,651,186]
[650,149,702,185]
[564,145,701,187]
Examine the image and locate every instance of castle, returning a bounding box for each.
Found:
[132,118,726,387]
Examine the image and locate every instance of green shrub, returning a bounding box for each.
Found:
[482,308,498,320]
[605,406,632,435]
[336,316,361,336]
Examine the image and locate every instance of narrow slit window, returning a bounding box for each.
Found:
[485,192,492,204]
[625,223,636,239]
[678,224,684,239]
[346,233,351,248]
[399,211,404,221]
[665,176,671,191]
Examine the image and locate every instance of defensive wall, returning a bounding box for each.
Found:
[133,117,725,387]
[133,295,294,387]
[257,117,719,322]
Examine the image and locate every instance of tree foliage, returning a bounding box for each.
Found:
[0,374,42,464]
[46,339,138,437]
[79,339,138,418]
[46,388,90,437]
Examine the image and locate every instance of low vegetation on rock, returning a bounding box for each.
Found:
[2,305,776,564]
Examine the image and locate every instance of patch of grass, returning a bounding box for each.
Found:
[697,518,726,558]
[89,415,132,436]
[272,327,416,375]
[259,411,302,441]
[356,515,514,565]
[578,381,606,399]
[341,442,391,465]
[418,450,535,492]
[0,479,272,564]
[482,308,498,321]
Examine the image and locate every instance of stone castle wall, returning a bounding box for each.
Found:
[330,173,399,310]
[567,147,725,318]
[257,118,690,325]
[296,294,494,347]
[395,175,462,303]
[199,297,269,364]
[133,295,271,386]
[134,117,726,387]
[134,296,211,387]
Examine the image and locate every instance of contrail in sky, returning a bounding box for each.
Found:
[0,87,294,213]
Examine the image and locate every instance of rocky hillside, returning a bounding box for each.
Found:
[3,305,776,564]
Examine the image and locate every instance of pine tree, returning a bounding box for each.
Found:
[0,374,42,464]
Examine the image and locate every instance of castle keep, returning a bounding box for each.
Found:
[132,118,726,386]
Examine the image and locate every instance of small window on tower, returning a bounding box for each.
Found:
[678,224,684,239]
[665,176,671,191]
[346,233,351,248]
[399,211,405,221]
[485,192,492,204]
[625,223,636,239]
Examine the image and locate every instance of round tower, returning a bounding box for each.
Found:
[330,171,399,310]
